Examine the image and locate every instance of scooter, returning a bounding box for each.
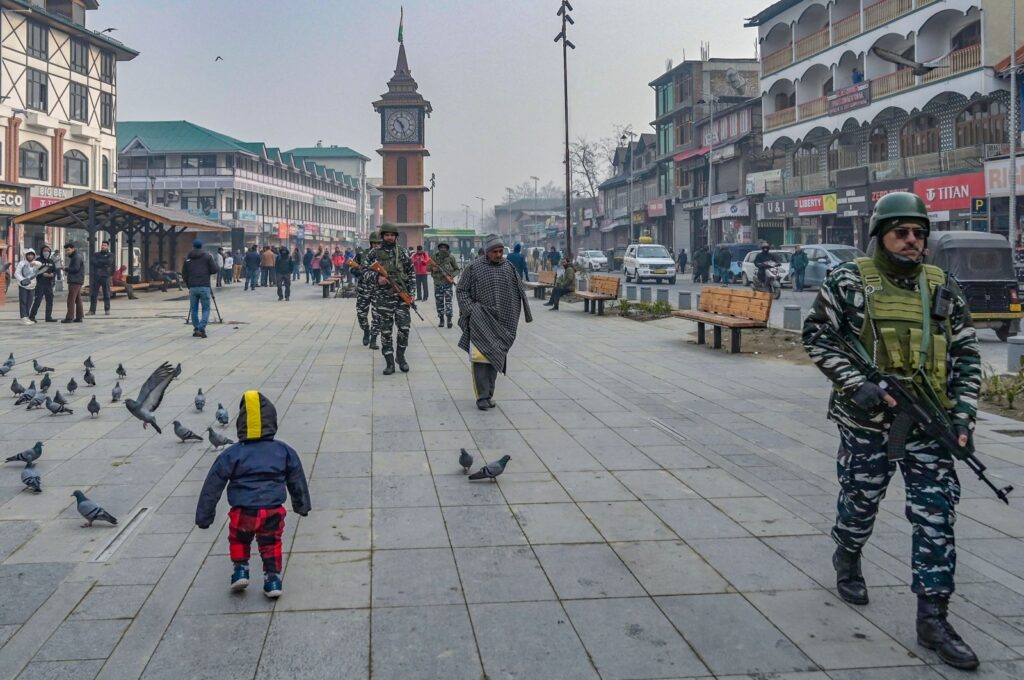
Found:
[752,262,783,300]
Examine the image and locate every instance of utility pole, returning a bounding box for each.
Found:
[555,0,575,257]
[621,130,637,242]
[699,94,719,246]
[429,173,436,228]
[505,186,514,239]
[1011,2,1019,252]
[475,196,485,232]
[530,175,539,241]
[461,203,470,230]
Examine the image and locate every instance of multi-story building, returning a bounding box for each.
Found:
[494,196,566,247]
[117,121,365,251]
[1,0,137,262]
[747,0,1022,247]
[597,133,660,250]
[286,143,370,238]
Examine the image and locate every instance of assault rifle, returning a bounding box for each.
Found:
[370,262,424,321]
[810,324,1012,504]
[17,262,54,288]
[425,256,454,284]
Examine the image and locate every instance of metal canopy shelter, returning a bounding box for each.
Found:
[13,192,227,283]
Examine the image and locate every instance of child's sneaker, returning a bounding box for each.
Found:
[230,563,250,591]
[263,573,282,599]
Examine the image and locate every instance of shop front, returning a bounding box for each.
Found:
[1,183,30,267]
[983,158,1024,247]
[703,198,750,244]
[913,171,984,233]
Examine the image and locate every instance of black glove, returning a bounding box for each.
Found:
[851,382,888,410]
[954,424,974,454]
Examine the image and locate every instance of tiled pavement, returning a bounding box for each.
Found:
[1,283,1023,679]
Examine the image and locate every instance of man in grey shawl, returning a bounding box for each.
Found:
[457,235,533,410]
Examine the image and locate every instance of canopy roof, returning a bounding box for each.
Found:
[14,192,228,233]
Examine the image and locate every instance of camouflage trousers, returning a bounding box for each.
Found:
[374,289,410,359]
[434,282,453,321]
[356,282,377,333]
[833,424,961,596]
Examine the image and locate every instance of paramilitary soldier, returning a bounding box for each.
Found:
[428,241,460,328]
[803,192,982,671]
[364,223,414,375]
[356,230,382,348]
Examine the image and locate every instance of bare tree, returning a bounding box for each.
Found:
[569,136,608,201]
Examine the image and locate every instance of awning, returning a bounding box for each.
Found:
[673,146,710,163]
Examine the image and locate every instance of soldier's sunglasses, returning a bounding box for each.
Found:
[891,226,927,240]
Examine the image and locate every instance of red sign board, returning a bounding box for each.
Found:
[31,197,63,210]
[913,172,985,212]
[277,222,289,239]
[827,82,871,116]
[646,198,667,217]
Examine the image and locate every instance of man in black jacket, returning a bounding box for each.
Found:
[89,240,115,315]
[29,244,58,322]
[62,242,85,323]
[182,238,218,338]
[275,246,292,301]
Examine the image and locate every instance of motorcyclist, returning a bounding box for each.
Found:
[752,242,779,287]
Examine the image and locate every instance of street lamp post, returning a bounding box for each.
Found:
[555,0,575,258]
[1010,3,1018,253]
[697,94,719,247]
[474,196,485,232]
[429,173,436,228]
[530,175,539,241]
[505,187,514,240]
[461,203,470,230]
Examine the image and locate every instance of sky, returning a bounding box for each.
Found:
[98,0,766,228]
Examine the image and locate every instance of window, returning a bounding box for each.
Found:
[956,99,1006,147]
[64,150,88,186]
[828,135,857,171]
[396,157,408,185]
[900,114,939,156]
[27,21,47,59]
[793,143,820,176]
[70,83,88,122]
[100,92,113,129]
[71,38,89,74]
[396,194,408,223]
[26,68,48,112]
[952,22,981,52]
[869,126,889,163]
[100,51,114,83]
[181,155,216,170]
[20,141,48,181]
[102,155,109,190]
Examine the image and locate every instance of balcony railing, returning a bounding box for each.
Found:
[832,12,860,43]
[864,0,913,32]
[763,44,794,76]
[795,26,829,61]
[872,68,914,99]
[798,96,828,121]
[922,43,981,84]
[765,107,797,131]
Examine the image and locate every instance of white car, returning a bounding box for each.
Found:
[575,249,608,271]
[622,243,676,284]
[740,250,792,287]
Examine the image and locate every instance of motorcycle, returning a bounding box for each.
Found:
[752,262,782,299]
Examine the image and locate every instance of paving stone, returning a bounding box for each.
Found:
[442,504,527,547]
[764,534,906,589]
[533,543,645,599]
[511,503,603,544]
[91,558,170,586]
[688,538,818,591]
[70,586,152,620]
[17,660,105,680]
[371,605,482,680]
[932,659,1024,680]
[35,619,129,661]
[711,497,820,537]
[956,582,1024,618]
[646,499,750,540]
[432,474,509,506]
[311,452,371,478]
[276,551,370,611]
[578,500,676,542]
[372,506,449,549]
[0,563,73,625]
[371,548,462,607]
[371,475,439,508]
[178,557,276,615]
[491,472,571,504]
[454,545,556,604]
[306,477,370,509]
[611,540,729,595]
[255,610,369,680]
[670,468,762,498]
[555,471,635,502]
[611,469,697,500]
[291,508,370,552]
[0,624,17,648]
[140,613,270,680]
[0,521,40,562]
[826,668,946,680]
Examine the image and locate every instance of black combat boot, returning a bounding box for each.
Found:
[438,318,445,327]
[447,316,452,328]
[362,328,370,346]
[382,356,395,375]
[369,334,379,350]
[917,595,979,670]
[832,547,868,605]
[396,349,409,373]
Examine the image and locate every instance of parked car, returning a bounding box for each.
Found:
[712,243,759,283]
[741,250,792,287]
[796,243,865,289]
[622,243,676,284]
[575,249,608,271]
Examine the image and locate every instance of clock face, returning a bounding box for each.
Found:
[385,110,418,142]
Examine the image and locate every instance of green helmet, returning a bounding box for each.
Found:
[368,230,382,243]
[380,223,399,237]
[869,192,930,237]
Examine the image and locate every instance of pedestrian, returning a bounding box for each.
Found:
[275,246,293,301]
[677,248,688,274]
[356,231,383,347]
[311,247,322,284]
[233,250,243,283]
[14,248,40,324]
[802,192,981,671]
[29,244,58,323]
[303,247,314,284]
[457,234,533,410]
[291,247,301,281]
[546,245,560,272]
[88,239,114,315]
[790,244,809,292]
[62,242,85,324]
[544,257,577,311]
[260,246,276,287]
[222,251,234,287]
[714,245,732,285]
[363,223,413,374]
[331,247,344,277]
[412,244,430,301]
[196,390,311,599]
[692,245,711,283]
[429,240,460,328]
[320,248,333,279]
[243,245,260,291]
[507,243,529,281]
[182,238,218,338]
[214,247,225,288]
[343,247,354,283]
[150,260,183,291]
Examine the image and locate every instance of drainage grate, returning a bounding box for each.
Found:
[90,506,151,562]
[649,418,688,443]
[994,429,1024,438]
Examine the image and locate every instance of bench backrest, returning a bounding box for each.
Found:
[538,271,556,285]
[589,274,621,297]
[698,287,772,322]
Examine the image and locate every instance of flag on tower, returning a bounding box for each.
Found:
[398,7,404,44]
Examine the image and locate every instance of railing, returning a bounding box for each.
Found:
[864,0,913,32]
[872,68,914,99]
[795,26,829,61]
[762,43,793,76]
[765,107,797,131]
[832,12,860,43]
[941,145,984,171]
[798,96,828,121]
[923,43,981,83]
[903,152,942,175]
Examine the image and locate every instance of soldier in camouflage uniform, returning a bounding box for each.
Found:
[363,224,414,375]
[802,192,981,671]
[356,231,382,347]
[428,241,460,328]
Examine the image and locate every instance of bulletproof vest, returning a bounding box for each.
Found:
[854,257,952,407]
[373,245,408,287]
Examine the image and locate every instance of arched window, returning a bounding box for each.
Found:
[900,114,939,157]
[828,135,856,171]
[869,126,889,163]
[19,141,48,181]
[956,99,1006,147]
[952,21,981,52]
[793,143,819,176]
[822,77,834,97]
[396,193,408,223]
[774,92,792,111]
[64,150,89,186]
[397,156,408,185]
[102,156,110,190]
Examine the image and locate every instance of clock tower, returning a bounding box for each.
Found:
[373,37,432,247]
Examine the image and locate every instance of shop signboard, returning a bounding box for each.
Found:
[869,179,913,207]
[984,157,1024,196]
[913,172,984,213]
[796,193,837,216]
[703,198,749,219]
[763,197,796,218]
[277,222,289,239]
[745,169,782,195]
[187,207,220,221]
[238,210,258,222]
[836,188,869,216]
[28,185,73,211]
[827,81,871,115]
[0,185,28,215]
[646,198,667,217]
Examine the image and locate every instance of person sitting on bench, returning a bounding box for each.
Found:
[150,261,183,291]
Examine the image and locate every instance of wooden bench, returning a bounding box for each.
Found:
[671,287,772,354]
[319,276,342,298]
[523,271,556,298]
[575,274,621,316]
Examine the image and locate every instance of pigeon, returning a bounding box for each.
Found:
[459,448,474,474]
[15,383,37,405]
[172,363,182,380]
[10,378,25,396]
[116,363,127,379]
[215,403,229,426]
[468,455,511,482]
[0,364,11,377]
[53,390,67,406]
[21,464,41,494]
[173,421,203,443]
[32,359,53,374]
[99,27,117,33]
[111,381,122,403]
[207,427,233,449]
[215,55,224,61]
[194,388,206,412]
[26,393,45,410]
[5,442,42,465]
[67,377,78,394]
[45,397,73,415]
[2,353,13,368]
[84,368,96,387]
[87,396,100,418]
[39,373,51,394]
[125,363,175,433]
[871,45,955,77]
[72,490,118,527]
[83,356,95,370]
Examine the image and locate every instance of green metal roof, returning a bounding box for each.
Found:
[286,146,371,162]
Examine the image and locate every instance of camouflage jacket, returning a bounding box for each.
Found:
[802,261,980,433]
[429,252,460,284]
[361,244,414,295]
